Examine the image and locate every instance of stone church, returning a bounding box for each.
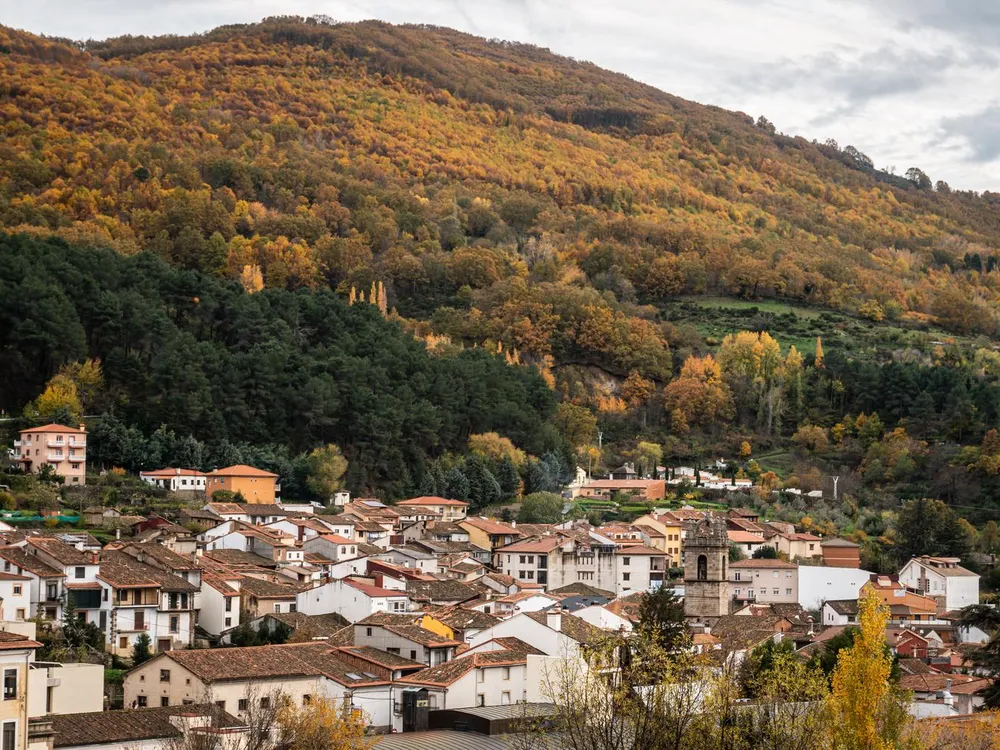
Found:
[683,514,730,624]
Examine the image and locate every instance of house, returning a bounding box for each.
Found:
[378,546,438,574]
[0,548,65,621]
[14,424,86,486]
[395,497,469,522]
[458,518,522,553]
[862,575,939,623]
[0,575,32,625]
[902,673,992,716]
[97,550,199,656]
[139,468,207,494]
[495,529,666,596]
[418,608,501,644]
[197,570,240,636]
[729,559,799,605]
[632,513,683,567]
[236,576,300,618]
[223,612,347,645]
[0,630,42,750]
[576,479,666,502]
[23,538,101,627]
[123,643,396,728]
[205,466,280,504]
[609,463,638,481]
[763,528,822,561]
[353,613,461,667]
[898,556,980,613]
[394,638,543,710]
[295,577,409,623]
[821,537,861,568]
[727,531,765,557]
[406,580,478,608]
[822,599,859,627]
[48,705,246,750]
[467,608,603,659]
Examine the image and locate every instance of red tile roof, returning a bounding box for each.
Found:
[20,423,85,434]
[342,578,408,599]
[140,468,207,478]
[730,559,798,569]
[397,496,469,507]
[728,531,766,543]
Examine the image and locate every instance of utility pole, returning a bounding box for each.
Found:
[597,431,603,450]
[831,475,840,502]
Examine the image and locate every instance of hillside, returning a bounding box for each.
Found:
[7,17,1000,511]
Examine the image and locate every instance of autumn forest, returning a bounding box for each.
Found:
[6,17,1000,562]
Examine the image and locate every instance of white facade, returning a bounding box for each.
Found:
[294,578,408,622]
[798,566,873,610]
[898,558,980,612]
[198,581,240,636]
[140,470,206,493]
[302,536,360,563]
[468,612,582,658]
[27,662,103,717]
[573,605,633,632]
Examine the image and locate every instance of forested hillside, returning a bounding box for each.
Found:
[7,17,1000,516]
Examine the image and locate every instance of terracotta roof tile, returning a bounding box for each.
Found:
[51,705,242,748]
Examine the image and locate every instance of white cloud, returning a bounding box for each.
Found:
[8,0,1000,190]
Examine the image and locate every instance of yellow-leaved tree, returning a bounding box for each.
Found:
[277,695,375,750]
[827,590,911,750]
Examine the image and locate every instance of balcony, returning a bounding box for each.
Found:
[46,454,65,463]
[12,441,20,448]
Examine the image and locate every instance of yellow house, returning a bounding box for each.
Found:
[458,517,521,552]
[633,513,683,567]
[206,465,279,504]
[418,614,456,641]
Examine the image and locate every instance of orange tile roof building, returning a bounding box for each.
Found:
[396,497,469,521]
[15,423,87,485]
[206,465,280,504]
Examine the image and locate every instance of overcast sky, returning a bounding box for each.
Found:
[8,0,1000,191]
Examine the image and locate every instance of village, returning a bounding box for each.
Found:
[0,422,990,749]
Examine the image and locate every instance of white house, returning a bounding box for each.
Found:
[295,577,409,623]
[898,557,980,613]
[302,535,360,563]
[197,572,241,636]
[140,468,207,494]
[573,604,633,632]
[0,547,64,621]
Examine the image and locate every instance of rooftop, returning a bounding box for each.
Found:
[50,705,242,748]
[730,559,798,569]
[20,423,85,434]
[397,496,470,507]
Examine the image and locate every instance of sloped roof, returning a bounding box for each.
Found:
[525,611,605,644]
[140,468,206,478]
[730,559,797,569]
[0,546,64,577]
[98,551,197,592]
[460,517,520,535]
[51,705,242,748]
[406,579,478,603]
[397,496,469,507]
[824,599,859,615]
[238,576,300,599]
[21,423,84,434]
[27,537,92,566]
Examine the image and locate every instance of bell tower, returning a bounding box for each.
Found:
[683,514,730,624]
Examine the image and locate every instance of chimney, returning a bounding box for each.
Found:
[90,551,98,564]
[78,424,87,433]
[546,606,562,633]
[511,521,516,528]
[176,468,181,475]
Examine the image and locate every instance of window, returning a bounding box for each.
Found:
[103,589,109,602]
[169,616,179,634]
[260,697,270,709]
[274,604,281,613]
[225,598,232,612]
[501,691,511,705]
[477,694,485,707]
[772,589,779,596]
[785,588,792,596]
[697,555,707,581]
[74,567,85,579]
[785,571,793,578]
[366,628,373,637]
[215,701,226,711]
[160,669,170,683]
[289,603,297,613]
[119,636,129,649]
[578,571,594,581]
[161,697,170,707]
[12,586,20,596]
[224,618,232,628]
[502,667,510,680]
[772,571,779,578]
[622,557,630,566]
[519,555,526,564]
[622,573,631,582]
[302,695,312,705]
[47,584,57,600]
[2,670,15,700]
[410,650,417,661]
[238,699,249,713]
[137,696,147,707]
[135,612,145,630]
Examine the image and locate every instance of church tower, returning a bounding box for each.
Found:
[683,514,730,624]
